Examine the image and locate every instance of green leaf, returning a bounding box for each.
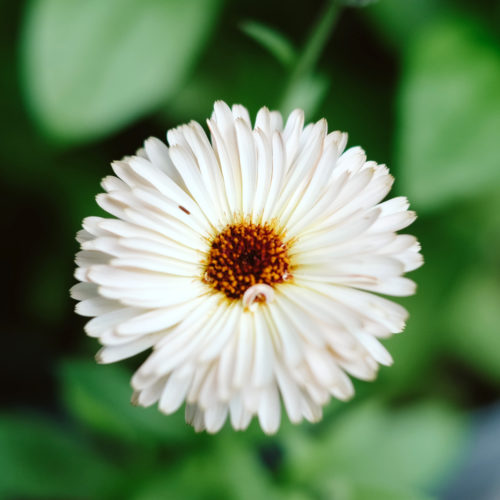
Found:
[341,0,379,7]
[21,0,223,144]
[284,401,469,493]
[131,435,287,500]
[364,0,438,48]
[319,478,434,500]
[59,359,195,444]
[0,414,120,499]
[279,72,330,119]
[446,266,500,382]
[163,35,285,123]
[374,219,460,394]
[349,484,434,500]
[397,17,500,211]
[240,20,296,68]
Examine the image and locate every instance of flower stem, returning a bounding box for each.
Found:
[279,0,342,113]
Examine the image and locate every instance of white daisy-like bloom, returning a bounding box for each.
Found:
[72,101,422,434]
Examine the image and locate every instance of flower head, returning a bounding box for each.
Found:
[72,101,422,434]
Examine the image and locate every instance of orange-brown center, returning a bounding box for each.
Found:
[203,222,292,300]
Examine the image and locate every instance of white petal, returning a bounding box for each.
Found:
[207,118,241,215]
[117,298,204,336]
[261,131,286,221]
[252,128,273,221]
[210,101,242,212]
[159,365,195,414]
[255,106,271,135]
[70,282,98,300]
[197,365,218,409]
[95,218,173,244]
[296,255,404,282]
[311,283,408,334]
[304,347,342,388]
[355,332,393,366]
[197,304,240,362]
[275,365,303,423]
[285,136,339,228]
[282,108,304,167]
[205,402,228,433]
[275,291,327,348]
[275,119,327,219]
[133,375,167,407]
[75,250,110,268]
[143,137,185,188]
[141,296,219,376]
[124,157,207,226]
[101,175,128,193]
[285,171,349,237]
[98,280,205,309]
[88,265,183,288]
[96,334,159,363]
[178,122,229,220]
[229,394,253,430]
[236,118,257,216]
[300,393,323,423]
[292,208,380,254]
[265,301,307,365]
[232,104,251,125]
[258,384,280,435]
[232,315,254,389]
[185,403,206,432]
[168,145,219,224]
[337,356,378,381]
[109,256,198,277]
[131,187,207,234]
[352,276,417,296]
[251,311,275,387]
[85,308,142,338]
[75,296,120,317]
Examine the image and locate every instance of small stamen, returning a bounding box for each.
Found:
[243,284,275,312]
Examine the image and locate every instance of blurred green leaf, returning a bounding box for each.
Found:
[279,72,330,119]
[279,0,337,117]
[341,0,379,7]
[446,267,500,382]
[364,0,438,48]
[27,253,70,324]
[284,401,469,494]
[164,36,284,123]
[60,359,195,444]
[373,219,462,395]
[349,484,433,500]
[240,20,296,68]
[397,16,500,211]
[131,435,286,500]
[447,185,500,261]
[319,478,434,500]
[373,285,439,394]
[21,0,222,143]
[0,414,119,499]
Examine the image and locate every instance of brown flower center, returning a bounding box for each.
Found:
[203,222,292,300]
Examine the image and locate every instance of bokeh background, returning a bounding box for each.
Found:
[2,0,500,498]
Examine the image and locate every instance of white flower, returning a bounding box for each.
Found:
[72,101,422,434]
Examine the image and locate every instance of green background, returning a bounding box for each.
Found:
[1,0,500,498]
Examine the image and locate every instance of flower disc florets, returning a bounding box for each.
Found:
[204,222,291,300]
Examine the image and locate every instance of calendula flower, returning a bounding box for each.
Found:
[72,101,422,434]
